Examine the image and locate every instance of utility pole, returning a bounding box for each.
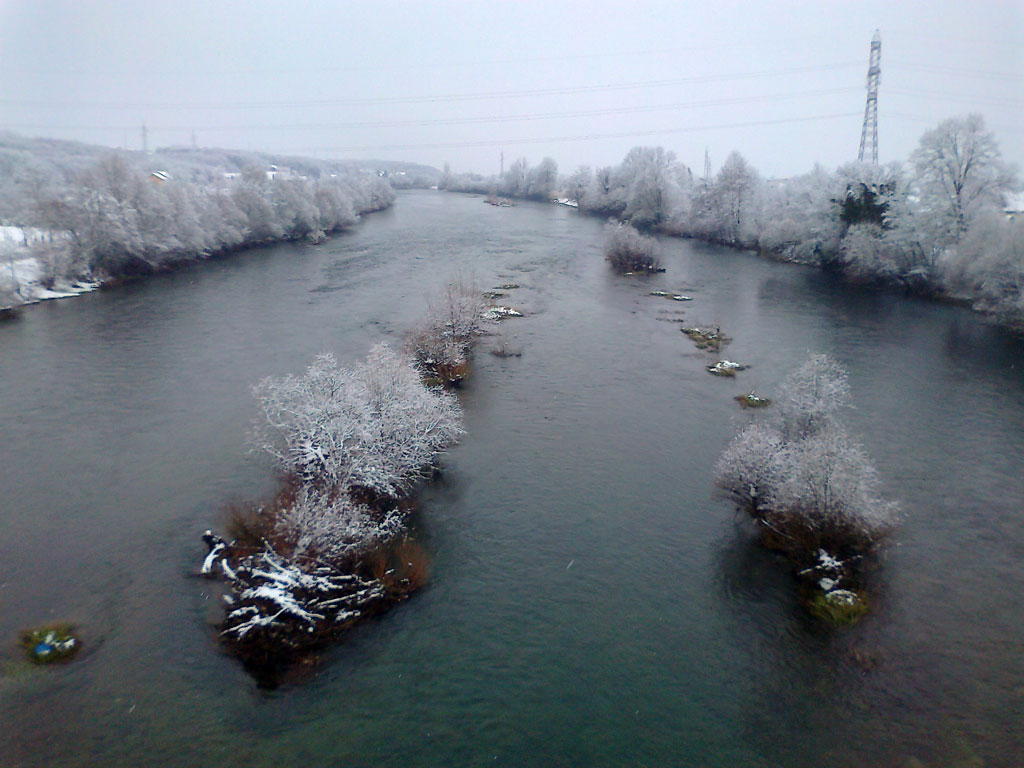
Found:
[857,30,881,164]
[191,129,197,149]
[703,148,711,181]
[141,122,149,153]
[500,152,504,177]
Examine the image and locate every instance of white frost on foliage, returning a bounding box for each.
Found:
[715,354,898,548]
[276,485,404,561]
[251,343,463,496]
[777,354,851,441]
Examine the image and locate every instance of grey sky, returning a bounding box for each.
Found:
[1,0,1021,177]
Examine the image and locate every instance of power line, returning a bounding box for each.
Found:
[299,112,862,153]
[887,61,1024,81]
[887,111,1024,133]
[0,62,863,110]
[0,87,860,133]
[886,86,1024,108]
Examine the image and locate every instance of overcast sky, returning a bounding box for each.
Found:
[1,0,1020,178]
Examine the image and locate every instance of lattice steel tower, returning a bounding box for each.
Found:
[857,30,881,164]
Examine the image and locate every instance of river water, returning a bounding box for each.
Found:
[1,190,1022,767]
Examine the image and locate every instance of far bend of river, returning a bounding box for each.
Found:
[1,191,1023,767]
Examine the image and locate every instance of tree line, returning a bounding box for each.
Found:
[442,114,1022,330]
[0,134,395,304]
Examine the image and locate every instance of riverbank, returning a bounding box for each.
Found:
[0,203,394,315]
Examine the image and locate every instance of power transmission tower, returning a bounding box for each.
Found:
[703,148,711,181]
[141,122,149,153]
[500,152,504,177]
[857,30,881,164]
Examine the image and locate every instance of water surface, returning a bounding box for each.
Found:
[1,191,1022,767]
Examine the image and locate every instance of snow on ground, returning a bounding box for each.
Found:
[1,229,96,308]
[0,225,61,247]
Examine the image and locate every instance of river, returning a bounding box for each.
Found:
[1,190,1022,767]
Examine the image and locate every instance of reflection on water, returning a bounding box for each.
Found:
[1,191,1022,767]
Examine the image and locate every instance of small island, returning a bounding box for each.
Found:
[715,354,898,625]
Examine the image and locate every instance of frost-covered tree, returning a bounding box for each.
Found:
[582,165,625,218]
[603,221,662,273]
[688,151,761,246]
[251,344,463,498]
[775,353,850,441]
[943,210,1024,325]
[766,427,897,553]
[563,165,592,202]
[615,146,685,227]
[758,165,843,263]
[406,275,485,385]
[911,114,1018,237]
[714,422,784,509]
[526,157,558,201]
[275,484,405,563]
[715,354,896,561]
[502,158,530,199]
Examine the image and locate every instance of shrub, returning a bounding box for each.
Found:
[603,222,662,273]
[406,275,484,385]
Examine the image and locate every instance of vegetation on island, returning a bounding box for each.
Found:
[406,277,486,387]
[714,354,899,625]
[201,342,463,682]
[603,221,663,273]
[200,277,521,684]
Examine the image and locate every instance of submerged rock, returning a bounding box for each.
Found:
[650,290,693,301]
[484,306,523,321]
[707,360,746,377]
[682,326,730,352]
[734,392,771,408]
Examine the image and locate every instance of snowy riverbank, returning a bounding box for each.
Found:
[1,227,97,311]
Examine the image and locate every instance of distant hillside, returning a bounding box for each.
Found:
[0,132,439,224]
[361,160,442,189]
